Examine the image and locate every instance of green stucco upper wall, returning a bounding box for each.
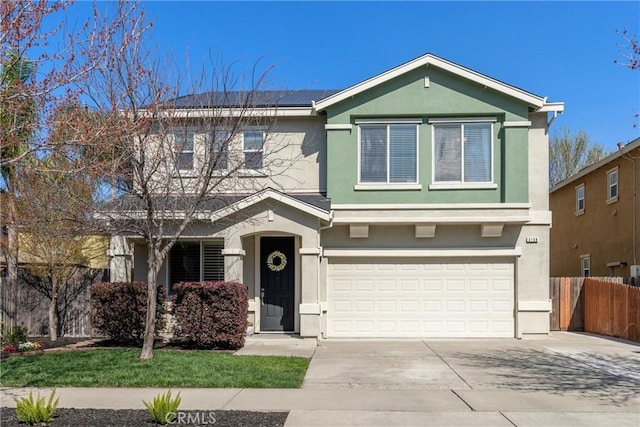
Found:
[325,66,531,204]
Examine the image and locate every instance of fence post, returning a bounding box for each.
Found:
[559,277,571,330]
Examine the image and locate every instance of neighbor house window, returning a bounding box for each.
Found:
[168,240,224,294]
[581,255,591,277]
[243,131,264,169]
[358,124,418,184]
[208,131,229,170]
[607,168,618,202]
[576,184,585,214]
[174,131,195,170]
[432,120,493,184]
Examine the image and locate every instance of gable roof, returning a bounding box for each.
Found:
[210,188,331,222]
[550,137,640,192]
[313,53,564,113]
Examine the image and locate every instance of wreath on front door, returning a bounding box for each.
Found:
[266,250,287,272]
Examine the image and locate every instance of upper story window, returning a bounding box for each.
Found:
[606,167,618,203]
[208,131,229,171]
[431,119,493,185]
[243,131,264,169]
[576,183,585,215]
[174,131,195,170]
[358,123,418,184]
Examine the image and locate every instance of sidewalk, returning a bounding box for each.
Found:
[1,386,638,426]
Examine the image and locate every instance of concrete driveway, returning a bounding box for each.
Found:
[302,332,640,413]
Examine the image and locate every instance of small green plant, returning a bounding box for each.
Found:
[13,388,59,425]
[3,325,29,346]
[143,389,182,425]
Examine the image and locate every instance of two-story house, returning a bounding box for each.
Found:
[550,137,639,279]
[110,53,564,339]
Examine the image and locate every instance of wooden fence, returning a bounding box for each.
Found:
[549,277,622,331]
[550,277,640,343]
[584,278,640,343]
[1,268,106,337]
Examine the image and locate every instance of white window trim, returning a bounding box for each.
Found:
[242,130,265,170]
[357,122,419,187]
[165,240,225,294]
[606,167,619,204]
[355,183,422,190]
[355,118,423,125]
[580,254,591,277]
[428,183,498,190]
[575,183,585,215]
[431,121,495,185]
[208,131,230,172]
[428,117,497,124]
[174,130,195,171]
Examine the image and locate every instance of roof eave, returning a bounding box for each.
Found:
[137,106,316,118]
[550,137,640,192]
[315,53,547,112]
[537,102,565,113]
[210,188,331,222]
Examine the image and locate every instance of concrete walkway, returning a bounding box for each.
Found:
[1,332,639,426]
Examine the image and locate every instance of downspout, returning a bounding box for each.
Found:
[618,143,637,268]
[317,211,334,338]
[632,157,637,267]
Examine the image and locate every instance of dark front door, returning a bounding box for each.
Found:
[260,236,295,331]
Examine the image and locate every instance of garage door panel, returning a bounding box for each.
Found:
[327,258,514,338]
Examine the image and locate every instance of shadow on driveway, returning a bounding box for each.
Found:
[449,346,640,406]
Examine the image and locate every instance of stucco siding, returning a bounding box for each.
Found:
[550,147,639,277]
[324,66,532,205]
[145,116,326,195]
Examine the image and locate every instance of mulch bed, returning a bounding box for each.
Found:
[0,408,288,426]
[1,336,238,359]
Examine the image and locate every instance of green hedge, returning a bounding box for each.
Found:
[173,281,248,349]
[90,282,165,342]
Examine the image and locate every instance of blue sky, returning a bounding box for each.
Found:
[70,1,639,152]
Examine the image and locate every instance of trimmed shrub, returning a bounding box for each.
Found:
[90,282,165,342]
[173,281,248,349]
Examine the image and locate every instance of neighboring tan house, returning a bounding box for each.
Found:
[550,138,640,279]
[110,53,564,338]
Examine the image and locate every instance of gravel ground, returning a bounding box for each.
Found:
[0,408,288,426]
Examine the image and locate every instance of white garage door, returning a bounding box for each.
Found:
[327,258,514,338]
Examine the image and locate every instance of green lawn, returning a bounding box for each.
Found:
[0,349,309,388]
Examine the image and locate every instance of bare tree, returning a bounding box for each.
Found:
[0,0,139,329]
[549,128,606,186]
[615,29,640,71]
[15,157,101,341]
[0,0,135,169]
[57,2,297,359]
[615,29,640,129]
[0,49,36,328]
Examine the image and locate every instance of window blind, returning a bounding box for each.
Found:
[360,126,387,182]
[434,124,462,182]
[203,241,225,281]
[463,123,491,182]
[389,125,417,183]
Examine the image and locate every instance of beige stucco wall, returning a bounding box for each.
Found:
[142,116,327,195]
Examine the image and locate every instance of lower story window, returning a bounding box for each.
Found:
[581,255,590,277]
[168,240,224,293]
